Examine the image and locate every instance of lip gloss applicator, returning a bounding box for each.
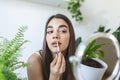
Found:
[56,41,61,54]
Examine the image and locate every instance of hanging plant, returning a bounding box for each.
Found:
[67,0,84,22]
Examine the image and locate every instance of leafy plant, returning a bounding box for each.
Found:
[75,37,82,48]
[0,26,29,80]
[82,39,105,61]
[94,25,111,33]
[112,26,120,44]
[67,0,84,22]
[95,25,120,44]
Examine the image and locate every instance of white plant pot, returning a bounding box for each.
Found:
[77,58,108,80]
[69,56,108,80]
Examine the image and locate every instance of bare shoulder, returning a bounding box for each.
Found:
[27,53,43,80]
[27,53,42,64]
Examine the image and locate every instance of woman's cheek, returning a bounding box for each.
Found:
[61,37,69,50]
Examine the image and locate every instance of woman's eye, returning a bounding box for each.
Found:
[47,31,53,34]
[59,30,67,33]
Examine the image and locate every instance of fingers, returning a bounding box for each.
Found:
[59,54,66,73]
[56,53,66,73]
[55,53,62,69]
[51,54,57,66]
[50,53,66,75]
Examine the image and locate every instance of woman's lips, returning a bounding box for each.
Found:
[51,41,61,47]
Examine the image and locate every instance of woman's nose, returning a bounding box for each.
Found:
[53,31,60,39]
[53,36,59,39]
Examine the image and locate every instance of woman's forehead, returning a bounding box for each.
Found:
[47,18,69,28]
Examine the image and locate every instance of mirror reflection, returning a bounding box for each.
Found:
[85,33,120,80]
[71,33,120,80]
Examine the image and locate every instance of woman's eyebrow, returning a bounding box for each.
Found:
[59,25,68,28]
[47,25,68,28]
[47,26,53,28]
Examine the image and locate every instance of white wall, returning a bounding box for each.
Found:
[0,0,73,79]
[0,0,120,79]
[75,0,120,41]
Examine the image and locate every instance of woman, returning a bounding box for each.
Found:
[27,14,76,80]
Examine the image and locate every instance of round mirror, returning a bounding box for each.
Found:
[73,32,120,80]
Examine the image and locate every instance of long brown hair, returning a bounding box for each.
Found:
[40,14,76,80]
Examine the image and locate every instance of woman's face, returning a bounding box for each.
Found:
[46,18,70,55]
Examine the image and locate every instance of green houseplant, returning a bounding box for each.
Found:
[81,25,120,68]
[88,25,120,80]
[70,25,120,80]
[94,25,111,33]
[112,26,120,44]
[0,26,29,80]
[72,35,106,67]
[69,36,107,80]
[95,25,120,44]
[76,34,108,80]
[67,0,84,22]
[81,39,105,68]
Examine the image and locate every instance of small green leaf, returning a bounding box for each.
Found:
[88,54,99,59]
[105,29,111,33]
[83,39,106,61]
[99,50,104,58]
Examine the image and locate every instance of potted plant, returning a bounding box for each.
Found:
[70,26,120,80]
[69,35,108,80]
[79,39,108,80]
[82,39,105,67]
[0,26,29,80]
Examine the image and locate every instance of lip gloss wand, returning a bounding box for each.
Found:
[56,41,61,54]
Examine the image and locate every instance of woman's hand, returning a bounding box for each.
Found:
[49,53,66,80]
